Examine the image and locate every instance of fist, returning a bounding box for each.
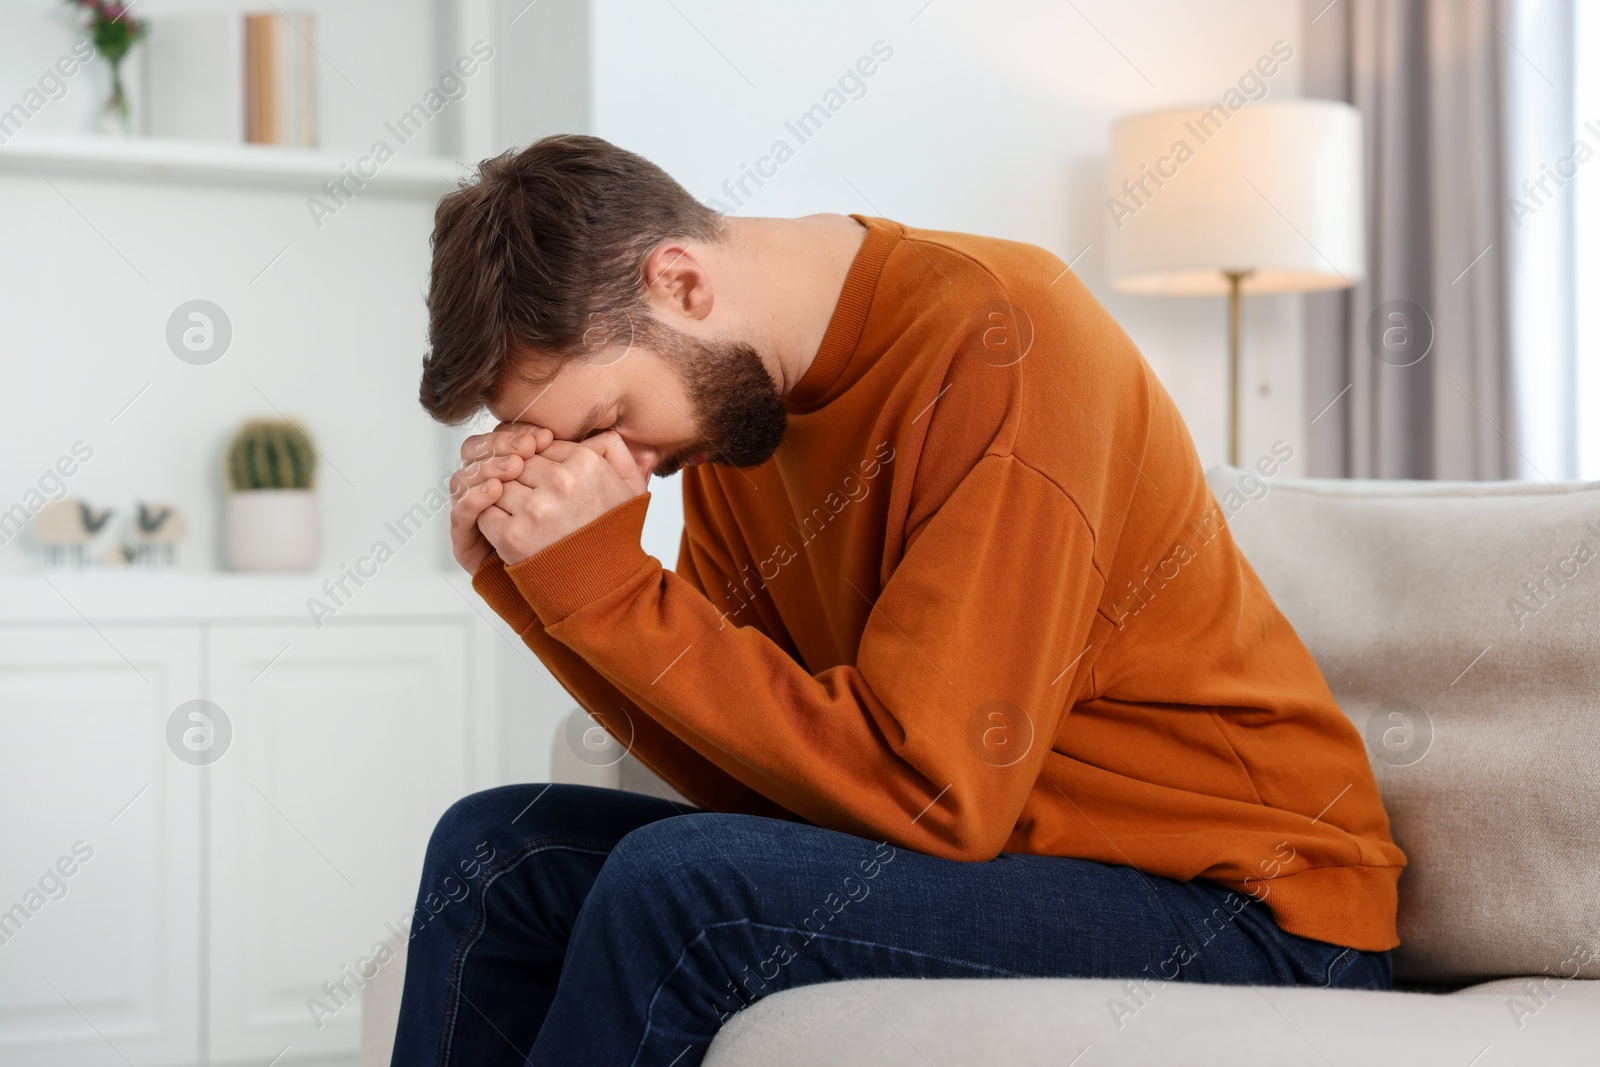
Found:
[448,424,554,574]
[478,430,649,566]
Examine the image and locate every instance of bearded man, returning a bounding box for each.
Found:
[389,134,1404,1067]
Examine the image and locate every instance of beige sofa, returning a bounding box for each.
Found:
[366,465,1600,1065]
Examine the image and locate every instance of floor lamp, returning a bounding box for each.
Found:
[1105,100,1365,466]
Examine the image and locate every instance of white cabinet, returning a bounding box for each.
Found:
[0,627,202,1067]
[206,623,468,1063]
[0,575,512,1067]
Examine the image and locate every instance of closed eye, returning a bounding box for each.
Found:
[586,412,622,439]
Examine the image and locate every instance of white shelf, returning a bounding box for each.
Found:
[0,134,465,197]
[0,570,482,623]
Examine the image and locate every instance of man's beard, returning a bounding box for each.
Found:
[649,329,788,479]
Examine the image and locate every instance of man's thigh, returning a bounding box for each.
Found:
[531,810,1379,1065]
[565,810,1360,1008]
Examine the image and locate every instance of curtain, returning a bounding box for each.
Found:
[1301,0,1575,481]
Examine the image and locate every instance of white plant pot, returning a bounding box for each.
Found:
[225,490,319,572]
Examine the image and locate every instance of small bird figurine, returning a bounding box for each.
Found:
[131,502,187,565]
[33,498,108,566]
[81,502,113,534]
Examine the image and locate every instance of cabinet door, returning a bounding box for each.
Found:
[205,623,468,1064]
[0,626,202,1067]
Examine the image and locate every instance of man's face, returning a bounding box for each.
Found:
[488,323,789,480]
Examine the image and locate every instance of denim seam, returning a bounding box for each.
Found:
[1323,947,1359,988]
[437,837,614,1067]
[626,917,1040,1067]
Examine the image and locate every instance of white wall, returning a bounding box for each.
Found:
[589,0,1310,567]
[0,0,475,583]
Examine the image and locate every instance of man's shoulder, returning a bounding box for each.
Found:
[888,221,1070,299]
[875,220,1106,364]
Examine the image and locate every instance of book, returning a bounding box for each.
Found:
[244,11,317,147]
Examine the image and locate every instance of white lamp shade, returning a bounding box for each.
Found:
[1106,99,1364,296]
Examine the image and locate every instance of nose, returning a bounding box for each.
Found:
[627,442,659,478]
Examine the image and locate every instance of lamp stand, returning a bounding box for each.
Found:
[1223,270,1253,467]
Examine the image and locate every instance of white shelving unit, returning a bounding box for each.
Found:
[0,134,463,195]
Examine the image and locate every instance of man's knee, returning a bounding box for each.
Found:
[595,813,764,907]
[423,784,559,878]
[424,782,657,878]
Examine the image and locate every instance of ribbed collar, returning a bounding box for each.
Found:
[783,213,902,412]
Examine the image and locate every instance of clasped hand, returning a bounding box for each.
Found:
[449,422,648,573]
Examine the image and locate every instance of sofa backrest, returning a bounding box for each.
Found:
[1206,463,1600,982]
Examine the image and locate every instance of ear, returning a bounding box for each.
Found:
[643,242,713,323]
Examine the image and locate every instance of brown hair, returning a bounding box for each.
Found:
[419,134,725,424]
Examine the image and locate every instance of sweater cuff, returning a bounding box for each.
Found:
[471,554,538,632]
[504,492,654,625]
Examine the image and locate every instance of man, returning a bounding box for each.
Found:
[391,134,1405,1066]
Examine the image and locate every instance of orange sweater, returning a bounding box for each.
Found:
[473,214,1406,952]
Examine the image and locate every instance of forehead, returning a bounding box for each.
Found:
[488,329,670,428]
[488,358,611,434]
[488,345,567,412]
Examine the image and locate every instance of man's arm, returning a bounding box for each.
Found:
[449,430,792,817]
[473,554,796,818]
[475,449,1103,862]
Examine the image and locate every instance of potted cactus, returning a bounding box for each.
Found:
[223,418,320,572]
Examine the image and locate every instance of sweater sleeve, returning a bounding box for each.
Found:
[487,452,1104,862]
[471,553,796,820]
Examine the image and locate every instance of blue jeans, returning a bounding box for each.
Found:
[390,784,1391,1066]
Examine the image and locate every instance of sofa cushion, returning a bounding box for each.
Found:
[703,976,1600,1066]
[1205,465,1600,982]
